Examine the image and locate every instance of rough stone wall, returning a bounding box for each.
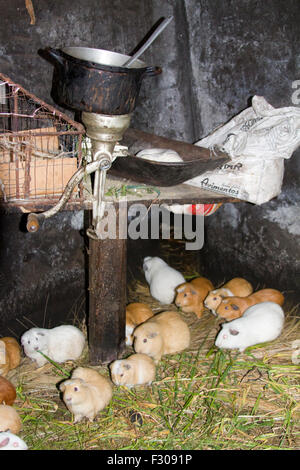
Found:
[0,0,299,334]
[183,0,300,302]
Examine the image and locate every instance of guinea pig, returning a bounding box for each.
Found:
[21,325,86,367]
[110,353,156,388]
[0,376,16,406]
[59,366,113,423]
[204,278,253,314]
[0,405,22,434]
[143,256,185,304]
[216,288,285,320]
[0,337,22,377]
[215,301,285,352]
[133,310,190,363]
[175,277,214,318]
[0,431,28,450]
[126,303,154,346]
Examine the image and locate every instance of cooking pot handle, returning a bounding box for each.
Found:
[144,66,162,77]
[46,47,65,66]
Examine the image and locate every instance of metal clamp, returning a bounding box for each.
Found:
[87,150,112,240]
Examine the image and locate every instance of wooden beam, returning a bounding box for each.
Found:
[88,203,127,364]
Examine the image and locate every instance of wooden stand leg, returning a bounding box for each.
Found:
[88,203,127,364]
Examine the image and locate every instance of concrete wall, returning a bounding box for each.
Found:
[0,0,299,334]
[183,0,300,303]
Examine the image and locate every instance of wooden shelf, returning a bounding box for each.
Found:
[0,174,240,214]
[104,175,240,205]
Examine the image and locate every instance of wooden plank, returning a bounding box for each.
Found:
[88,203,127,364]
[0,173,240,213]
[104,175,239,205]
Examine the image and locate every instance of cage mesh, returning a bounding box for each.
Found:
[0,73,84,204]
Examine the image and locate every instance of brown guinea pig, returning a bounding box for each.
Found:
[216,288,285,320]
[204,278,253,314]
[133,310,190,363]
[0,376,16,406]
[0,337,22,377]
[60,366,113,424]
[175,277,214,318]
[126,303,154,346]
[0,405,22,434]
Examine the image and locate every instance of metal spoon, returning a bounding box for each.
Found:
[123,16,173,68]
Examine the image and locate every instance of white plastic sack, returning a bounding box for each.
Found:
[185,96,300,204]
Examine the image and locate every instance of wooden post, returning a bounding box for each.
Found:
[88,202,127,364]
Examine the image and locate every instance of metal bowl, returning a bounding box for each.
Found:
[60,47,147,69]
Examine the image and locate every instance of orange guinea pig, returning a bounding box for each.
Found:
[216,288,285,320]
[0,376,16,406]
[126,303,154,346]
[0,405,22,434]
[0,337,22,377]
[204,277,253,315]
[175,277,214,318]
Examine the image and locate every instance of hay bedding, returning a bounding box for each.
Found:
[126,279,300,449]
[4,241,300,450]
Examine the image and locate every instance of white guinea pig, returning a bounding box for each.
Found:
[215,301,285,352]
[110,353,156,388]
[133,310,190,363]
[136,148,183,163]
[0,431,28,450]
[21,325,86,367]
[143,256,185,304]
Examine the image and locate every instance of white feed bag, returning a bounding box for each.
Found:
[185,95,300,204]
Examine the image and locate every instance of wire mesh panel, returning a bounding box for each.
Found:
[0,73,84,205]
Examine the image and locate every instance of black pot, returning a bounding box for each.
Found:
[46,47,162,115]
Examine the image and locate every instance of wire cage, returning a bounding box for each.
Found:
[0,73,85,205]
